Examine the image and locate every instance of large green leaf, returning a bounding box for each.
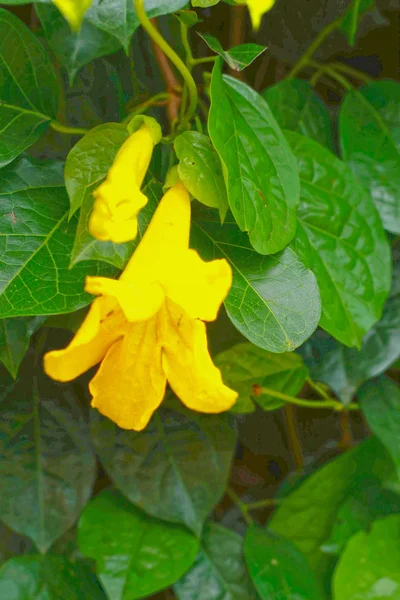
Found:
[174,523,258,600]
[174,131,229,219]
[208,61,299,255]
[0,555,107,599]
[269,437,395,575]
[214,342,308,413]
[191,206,321,353]
[36,4,121,83]
[0,9,59,167]
[288,130,391,348]
[359,376,400,475]
[90,406,236,536]
[85,0,188,52]
[78,489,199,600]
[0,365,96,552]
[340,0,375,45]
[0,317,45,378]
[340,80,400,234]
[199,34,267,71]
[244,527,324,600]
[333,515,400,600]
[263,78,333,149]
[0,156,115,318]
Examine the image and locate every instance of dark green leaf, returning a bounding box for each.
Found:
[214,342,308,413]
[359,376,400,475]
[0,555,107,599]
[263,78,333,149]
[174,523,258,600]
[0,156,115,318]
[333,515,400,599]
[191,206,321,352]
[269,437,395,574]
[86,0,188,52]
[0,317,45,378]
[244,527,324,600]
[300,263,400,402]
[175,131,228,219]
[322,480,400,556]
[0,366,96,552]
[340,0,375,45]
[78,489,199,600]
[199,34,266,71]
[208,61,300,255]
[340,80,400,234]
[36,4,121,83]
[90,406,236,536]
[0,9,59,167]
[288,130,391,348]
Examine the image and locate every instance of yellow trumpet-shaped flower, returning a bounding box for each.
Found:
[236,0,276,30]
[52,0,93,31]
[44,183,237,431]
[89,122,160,244]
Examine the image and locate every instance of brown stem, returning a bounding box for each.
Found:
[230,5,246,80]
[150,18,181,123]
[338,410,353,450]
[283,405,304,471]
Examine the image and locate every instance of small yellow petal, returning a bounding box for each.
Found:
[90,316,166,431]
[166,250,232,321]
[237,0,276,30]
[52,0,93,30]
[89,125,154,243]
[160,300,238,413]
[85,276,165,322]
[44,297,126,382]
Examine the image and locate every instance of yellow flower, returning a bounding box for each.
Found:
[89,122,160,244]
[236,0,276,30]
[52,0,93,31]
[44,183,237,431]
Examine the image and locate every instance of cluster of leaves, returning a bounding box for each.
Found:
[0,0,400,598]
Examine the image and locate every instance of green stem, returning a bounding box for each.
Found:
[260,386,359,411]
[329,61,372,83]
[308,60,353,90]
[123,92,170,123]
[306,377,330,400]
[191,56,217,66]
[289,17,342,78]
[134,0,198,130]
[246,498,281,511]
[226,488,254,525]
[50,121,89,135]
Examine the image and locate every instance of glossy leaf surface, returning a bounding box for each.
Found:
[199,34,267,71]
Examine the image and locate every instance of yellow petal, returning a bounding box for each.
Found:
[85,276,165,322]
[160,300,238,413]
[166,249,232,321]
[89,125,154,243]
[44,297,126,382]
[242,0,276,29]
[90,316,166,431]
[52,0,93,31]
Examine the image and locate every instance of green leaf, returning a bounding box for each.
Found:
[0,156,115,318]
[300,263,400,403]
[78,489,199,600]
[191,206,321,353]
[0,366,96,552]
[287,130,391,348]
[85,0,188,52]
[208,61,300,255]
[269,437,394,574]
[0,317,45,378]
[174,523,258,600]
[322,480,400,556]
[214,342,308,413]
[175,10,202,27]
[0,555,107,599]
[199,34,267,71]
[36,4,121,83]
[340,0,375,45]
[175,131,229,219]
[0,8,59,167]
[333,515,400,600]
[263,78,333,149]
[90,406,236,536]
[340,80,400,234]
[192,0,220,7]
[244,527,324,600]
[358,376,400,476]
